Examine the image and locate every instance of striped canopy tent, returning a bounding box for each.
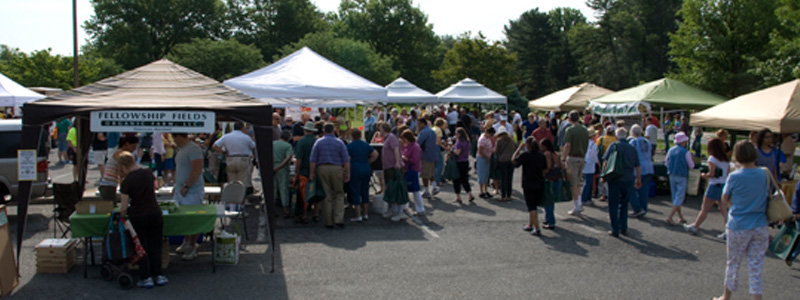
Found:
[528,83,613,112]
[17,59,279,271]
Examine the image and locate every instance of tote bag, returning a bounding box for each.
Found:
[763,168,792,223]
[769,222,800,264]
[305,176,326,204]
[600,144,623,181]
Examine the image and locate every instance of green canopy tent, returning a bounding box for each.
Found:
[589,78,727,117]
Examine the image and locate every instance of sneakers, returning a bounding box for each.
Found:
[568,208,582,216]
[155,275,168,286]
[382,211,394,219]
[137,277,154,289]
[432,187,440,196]
[531,229,542,236]
[683,224,698,235]
[390,213,406,222]
[422,191,431,199]
[181,245,197,260]
[717,232,727,240]
[523,225,533,232]
[362,214,369,221]
[176,242,191,254]
[350,216,363,222]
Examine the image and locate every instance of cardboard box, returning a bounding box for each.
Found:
[75,201,114,214]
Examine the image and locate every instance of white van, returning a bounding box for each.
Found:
[0,119,49,203]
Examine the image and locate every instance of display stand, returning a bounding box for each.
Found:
[0,205,19,297]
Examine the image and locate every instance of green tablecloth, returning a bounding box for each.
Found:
[69,205,218,238]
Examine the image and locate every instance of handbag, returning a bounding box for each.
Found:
[102,212,135,264]
[763,167,793,223]
[305,176,326,204]
[769,222,800,264]
[601,144,624,181]
[543,180,571,206]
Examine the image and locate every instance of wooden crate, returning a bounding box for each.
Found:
[35,239,76,274]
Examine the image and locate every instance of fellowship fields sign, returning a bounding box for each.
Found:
[90,110,216,133]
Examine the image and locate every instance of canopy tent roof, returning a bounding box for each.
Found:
[591,78,726,109]
[385,77,437,103]
[0,72,44,107]
[691,79,800,133]
[435,78,506,104]
[22,59,268,125]
[528,82,613,112]
[18,59,279,272]
[261,98,357,108]
[224,47,387,102]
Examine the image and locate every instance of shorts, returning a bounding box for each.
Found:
[705,183,723,201]
[174,185,204,205]
[420,160,435,179]
[566,157,585,188]
[164,158,175,170]
[57,133,68,152]
[405,170,421,192]
[93,150,107,166]
[523,187,544,211]
[669,175,688,206]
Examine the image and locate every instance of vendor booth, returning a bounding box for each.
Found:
[528,82,613,112]
[690,79,800,133]
[589,78,727,118]
[0,72,45,116]
[15,59,278,273]
[435,78,507,104]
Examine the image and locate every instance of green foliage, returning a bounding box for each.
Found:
[85,0,228,70]
[669,0,781,97]
[336,0,441,91]
[167,39,266,81]
[751,0,800,86]
[432,34,517,95]
[0,45,122,89]
[569,0,681,90]
[276,31,399,85]
[227,0,327,61]
[504,8,585,100]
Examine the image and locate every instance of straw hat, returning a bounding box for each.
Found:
[495,126,509,137]
[587,128,597,137]
[674,132,689,144]
[302,121,318,132]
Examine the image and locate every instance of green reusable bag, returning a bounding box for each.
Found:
[305,176,326,204]
[769,223,800,263]
[443,155,460,181]
[543,180,571,206]
[600,144,624,181]
[383,168,409,205]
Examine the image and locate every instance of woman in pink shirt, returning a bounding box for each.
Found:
[477,127,496,198]
[401,130,424,215]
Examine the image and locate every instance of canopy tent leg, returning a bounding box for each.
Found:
[252,107,276,272]
[76,116,93,196]
[15,124,44,271]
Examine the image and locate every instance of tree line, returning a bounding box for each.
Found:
[1,0,798,108]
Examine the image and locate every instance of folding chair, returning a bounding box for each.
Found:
[52,182,80,238]
[220,181,248,240]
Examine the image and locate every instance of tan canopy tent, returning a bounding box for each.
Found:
[17,59,278,271]
[691,79,800,133]
[528,83,613,112]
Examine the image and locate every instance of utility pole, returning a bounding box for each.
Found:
[72,0,79,89]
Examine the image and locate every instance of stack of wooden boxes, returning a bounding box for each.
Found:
[35,239,76,274]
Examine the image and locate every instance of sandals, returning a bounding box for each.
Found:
[665,219,677,226]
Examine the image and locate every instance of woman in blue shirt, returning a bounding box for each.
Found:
[347,129,378,222]
[713,141,769,300]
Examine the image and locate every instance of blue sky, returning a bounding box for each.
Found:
[0,0,595,56]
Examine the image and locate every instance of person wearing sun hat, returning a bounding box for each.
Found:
[494,126,517,201]
[292,121,319,223]
[665,131,695,226]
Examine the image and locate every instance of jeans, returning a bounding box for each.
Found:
[498,161,514,198]
[607,180,634,235]
[581,173,594,204]
[544,203,555,226]
[663,129,672,151]
[476,156,490,184]
[630,174,651,214]
[434,150,444,183]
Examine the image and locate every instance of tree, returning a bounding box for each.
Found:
[504,8,586,100]
[432,34,517,95]
[669,0,781,97]
[167,39,266,81]
[336,0,441,91]
[85,0,227,70]
[0,46,121,89]
[276,31,399,85]
[751,0,800,86]
[227,0,327,61]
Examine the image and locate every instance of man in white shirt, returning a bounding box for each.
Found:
[447,107,460,136]
[493,115,515,140]
[213,122,256,189]
[644,117,659,158]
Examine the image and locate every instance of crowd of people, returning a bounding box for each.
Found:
[51,103,800,296]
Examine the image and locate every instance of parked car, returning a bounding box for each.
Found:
[0,119,49,203]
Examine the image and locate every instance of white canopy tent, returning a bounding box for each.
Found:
[224,47,387,104]
[0,72,44,109]
[385,77,437,103]
[435,78,507,104]
[260,98,357,109]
